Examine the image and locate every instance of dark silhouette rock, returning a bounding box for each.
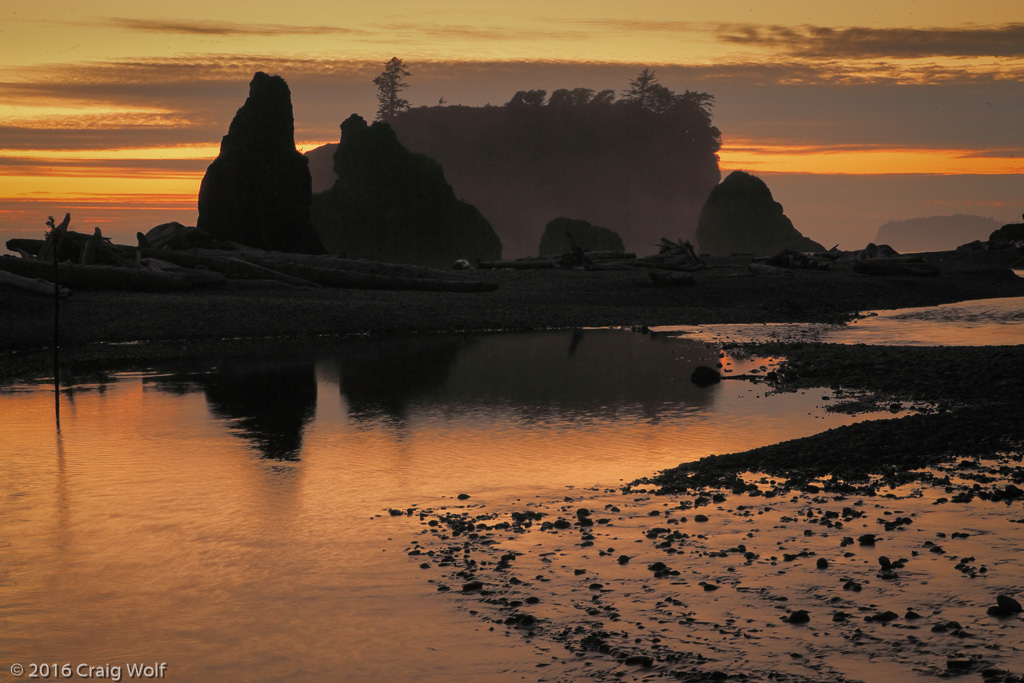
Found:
[197,72,325,254]
[311,114,502,268]
[996,594,1022,614]
[691,366,722,387]
[538,217,625,256]
[990,216,1024,243]
[786,610,810,624]
[306,94,722,257]
[696,171,824,256]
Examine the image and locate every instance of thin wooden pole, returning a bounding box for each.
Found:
[53,231,61,432]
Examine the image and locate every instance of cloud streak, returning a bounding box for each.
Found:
[717,23,1024,60]
[102,17,370,37]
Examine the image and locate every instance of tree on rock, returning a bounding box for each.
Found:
[197,72,325,254]
[374,57,412,120]
[623,68,659,110]
[695,170,824,256]
[311,114,502,268]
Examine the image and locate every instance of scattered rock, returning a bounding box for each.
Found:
[997,594,1023,613]
[786,610,810,624]
[691,366,722,387]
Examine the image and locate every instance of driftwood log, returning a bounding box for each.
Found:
[478,258,558,270]
[7,237,497,292]
[851,259,941,277]
[8,238,318,287]
[0,270,71,297]
[648,270,696,286]
[228,252,497,292]
[0,256,225,291]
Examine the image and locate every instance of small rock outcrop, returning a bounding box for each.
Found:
[311,114,502,268]
[538,217,624,256]
[990,215,1024,243]
[695,171,824,256]
[197,72,325,254]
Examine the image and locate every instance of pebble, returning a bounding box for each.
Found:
[786,610,810,624]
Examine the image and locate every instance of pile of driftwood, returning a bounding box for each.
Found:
[1,216,499,295]
[479,236,705,286]
[749,243,941,277]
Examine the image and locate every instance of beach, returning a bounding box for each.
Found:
[1,254,1022,681]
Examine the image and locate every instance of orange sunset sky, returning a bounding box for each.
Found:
[1,0,1022,249]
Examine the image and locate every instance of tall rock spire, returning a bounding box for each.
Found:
[198,72,325,254]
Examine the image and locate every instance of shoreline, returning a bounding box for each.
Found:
[2,255,1023,381]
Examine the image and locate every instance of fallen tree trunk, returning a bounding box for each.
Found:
[0,256,206,292]
[224,254,497,292]
[648,270,696,286]
[135,248,319,287]
[7,238,496,291]
[851,259,940,277]
[478,259,557,270]
[622,258,707,272]
[7,238,47,256]
[0,270,71,297]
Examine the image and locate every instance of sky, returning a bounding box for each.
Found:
[1,0,1022,250]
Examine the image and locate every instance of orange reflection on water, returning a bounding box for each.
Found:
[0,330,897,680]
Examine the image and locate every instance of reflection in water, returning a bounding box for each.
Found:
[203,358,317,461]
[0,328,899,681]
[658,296,1024,347]
[149,356,318,460]
[324,335,470,423]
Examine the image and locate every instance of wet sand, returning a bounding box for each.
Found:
[383,339,1024,681]
[397,453,1023,681]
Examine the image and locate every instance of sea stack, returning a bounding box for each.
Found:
[311,114,501,267]
[197,72,325,254]
[695,170,824,256]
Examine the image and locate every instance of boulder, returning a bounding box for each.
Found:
[538,217,624,256]
[197,72,325,254]
[311,114,502,268]
[696,171,824,256]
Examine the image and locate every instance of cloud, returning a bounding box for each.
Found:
[103,17,371,37]
[717,23,1024,60]
[0,157,207,176]
[378,22,587,43]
